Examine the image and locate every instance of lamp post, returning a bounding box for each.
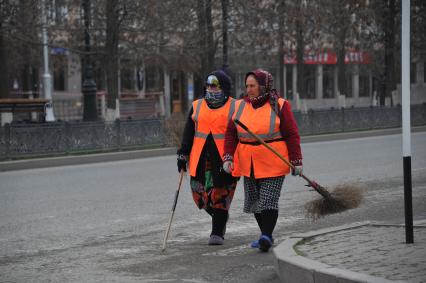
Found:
[41,0,55,122]
[401,0,413,244]
[82,0,98,121]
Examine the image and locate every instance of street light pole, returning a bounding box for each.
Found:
[401,0,413,244]
[82,0,98,121]
[41,0,55,122]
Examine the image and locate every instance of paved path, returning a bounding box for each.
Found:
[294,222,426,282]
[1,129,425,282]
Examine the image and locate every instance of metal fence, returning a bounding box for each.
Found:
[0,104,425,160]
[0,119,167,160]
[294,104,426,135]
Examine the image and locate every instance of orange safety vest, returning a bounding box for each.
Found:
[233,98,290,178]
[188,97,236,177]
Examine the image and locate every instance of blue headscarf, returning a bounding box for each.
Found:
[204,70,232,109]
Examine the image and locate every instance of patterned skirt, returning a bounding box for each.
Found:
[190,169,237,211]
[243,175,285,213]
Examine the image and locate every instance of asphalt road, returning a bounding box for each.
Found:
[1,132,426,282]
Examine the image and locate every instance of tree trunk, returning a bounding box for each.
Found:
[196,0,216,89]
[337,51,347,97]
[277,1,285,97]
[0,26,9,98]
[337,28,347,98]
[106,0,120,109]
[221,0,229,71]
[205,0,215,71]
[197,0,207,81]
[296,17,304,98]
[383,0,396,106]
[19,0,33,95]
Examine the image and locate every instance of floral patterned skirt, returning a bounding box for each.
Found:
[190,169,237,211]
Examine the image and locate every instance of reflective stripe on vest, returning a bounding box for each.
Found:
[234,100,282,141]
[193,98,235,140]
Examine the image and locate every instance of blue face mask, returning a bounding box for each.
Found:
[205,90,226,108]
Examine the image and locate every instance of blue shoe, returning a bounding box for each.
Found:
[258,235,273,252]
[250,240,259,248]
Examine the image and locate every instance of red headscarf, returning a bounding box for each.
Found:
[244,69,280,111]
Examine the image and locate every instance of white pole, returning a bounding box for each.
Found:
[401,0,413,243]
[41,0,55,122]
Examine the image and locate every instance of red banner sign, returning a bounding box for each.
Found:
[284,50,371,65]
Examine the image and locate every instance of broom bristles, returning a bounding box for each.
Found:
[305,183,364,220]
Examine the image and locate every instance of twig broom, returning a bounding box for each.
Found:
[234,120,363,219]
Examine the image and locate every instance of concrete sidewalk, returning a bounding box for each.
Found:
[274,220,426,283]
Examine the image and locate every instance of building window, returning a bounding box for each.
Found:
[411,62,416,84]
[323,65,334,98]
[53,55,66,91]
[359,66,369,97]
[93,66,105,91]
[146,66,163,91]
[237,73,245,97]
[345,67,353,97]
[359,75,369,97]
[285,66,293,99]
[47,0,68,25]
[120,64,134,92]
[304,65,316,99]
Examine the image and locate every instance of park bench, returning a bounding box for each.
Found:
[0,98,49,124]
[0,98,49,113]
[119,97,158,119]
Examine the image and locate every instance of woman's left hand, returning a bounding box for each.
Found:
[291,165,303,176]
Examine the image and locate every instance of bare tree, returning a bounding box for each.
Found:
[295,1,306,98]
[0,0,41,98]
[105,0,125,112]
[18,0,39,94]
[276,0,285,97]
[412,0,426,57]
[197,0,216,80]
[367,0,399,106]
[0,1,10,98]
[318,1,368,98]
[221,0,229,71]
[367,0,398,106]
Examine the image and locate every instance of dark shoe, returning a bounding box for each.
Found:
[208,235,224,245]
[258,235,273,252]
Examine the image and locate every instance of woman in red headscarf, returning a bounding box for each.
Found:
[223,69,302,252]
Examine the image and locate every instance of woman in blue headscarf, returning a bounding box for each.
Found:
[176,70,240,245]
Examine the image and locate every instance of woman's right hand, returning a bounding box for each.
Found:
[177,154,187,172]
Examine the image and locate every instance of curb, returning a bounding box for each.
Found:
[0,147,176,172]
[1,126,425,172]
[273,221,413,283]
[300,125,426,143]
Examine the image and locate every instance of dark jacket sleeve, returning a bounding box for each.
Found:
[177,107,194,156]
[280,100,303,164]
[223,119,239,159]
